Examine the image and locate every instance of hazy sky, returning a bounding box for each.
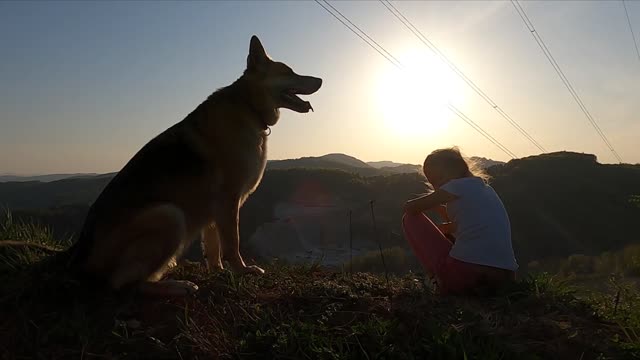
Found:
[1,1,639,174]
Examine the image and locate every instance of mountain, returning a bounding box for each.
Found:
[0,154,498,185]
[2,152,639,266]
[317,153,372,168]
[369,161,422,174]
[367,161,406,169]
[269,153,371,169]
[268,153,424,175]
[369,157,504,171]
[0,173,115,209]
[487,151,640,262]
[380,164,422,174]
[0,173,98,183]
[267,153,381,176]
[469,156,505,169]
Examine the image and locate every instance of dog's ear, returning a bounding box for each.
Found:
[247,35,268,71]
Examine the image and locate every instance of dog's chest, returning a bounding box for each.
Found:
[221,133,266,203]
[242,138,267,195]
[192,110,269,201]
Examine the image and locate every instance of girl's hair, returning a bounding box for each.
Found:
[423,147,490,183]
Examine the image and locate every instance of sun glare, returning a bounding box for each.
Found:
[375,48,465,139]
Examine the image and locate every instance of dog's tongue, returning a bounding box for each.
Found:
[285,92,314,113]
[296,99,313,113]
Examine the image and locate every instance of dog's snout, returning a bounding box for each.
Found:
[295,76,322,95]
[310,77,322,92]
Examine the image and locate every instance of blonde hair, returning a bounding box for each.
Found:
[423,147,490,183]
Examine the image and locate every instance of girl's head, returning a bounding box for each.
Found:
[423,147,489,188]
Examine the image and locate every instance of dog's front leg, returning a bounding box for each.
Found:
[217,200,264,275]
[202,223,224,271]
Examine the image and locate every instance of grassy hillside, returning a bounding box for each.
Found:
[1,219,640,359]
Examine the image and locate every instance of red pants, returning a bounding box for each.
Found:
[402,213,515,295]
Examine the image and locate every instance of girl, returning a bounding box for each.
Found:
[403,148,518,295]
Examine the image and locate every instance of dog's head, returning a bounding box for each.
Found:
[244,36,322,124]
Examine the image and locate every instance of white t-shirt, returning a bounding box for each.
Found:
[440,177,518,271]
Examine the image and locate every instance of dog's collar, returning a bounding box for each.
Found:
[259,119,271,136]
[245,103,274,136]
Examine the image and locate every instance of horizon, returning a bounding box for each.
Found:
[0,152,417,177]
[2,1,639,174]
[0,153,513,177]
[0,150,610,178]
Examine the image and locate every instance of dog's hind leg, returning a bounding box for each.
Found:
[217,200,264,275]
[106,204,198,296]
[202,223,224,271]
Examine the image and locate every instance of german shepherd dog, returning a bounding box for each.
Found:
[43,36,321,296]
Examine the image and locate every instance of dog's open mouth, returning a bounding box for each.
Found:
[279,77,322,113]
[281,89,314,113]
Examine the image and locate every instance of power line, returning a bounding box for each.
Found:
[447,105,518,158]
[511,0,623,163]
[322,1,404,68]
[314,0,517,159]
[379,0,547,154]
[622,0,640,64]
[314,0,402,68]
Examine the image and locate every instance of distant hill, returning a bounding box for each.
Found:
[0,173,98,183]
[2,152,639,266]
[369,157,503,171]
[0,154,497,184]
[368,161,422,174]
[469,157,505,169]
[367,161,406,169]
[269,154,425,175]
[267,153,381,176]
[317,153,372,168]
[487,151,640,262]
[0,173,115,209]
[380,164,422,174]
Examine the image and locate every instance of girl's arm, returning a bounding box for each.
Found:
[432,204,456,234]
[433,205,450,223]
[403,189,458,214]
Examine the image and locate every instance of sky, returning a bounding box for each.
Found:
[1,1,639,175]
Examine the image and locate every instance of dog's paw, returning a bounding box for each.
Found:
[244,265,265,275]
[140,280,199,297]
[172,280,199,294]
[206,261,225,272]
[231,264,265,275]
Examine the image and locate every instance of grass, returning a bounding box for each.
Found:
[1,217,639,359]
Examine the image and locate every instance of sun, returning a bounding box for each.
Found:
[374,48,465,138]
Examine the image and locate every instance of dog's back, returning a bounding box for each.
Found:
[67,118,207,268]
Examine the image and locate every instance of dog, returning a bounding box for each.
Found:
[54,35,323,296]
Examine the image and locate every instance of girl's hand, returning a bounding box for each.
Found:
[403,190,458,215]
[437,222,456,235]
[434,205,450,223]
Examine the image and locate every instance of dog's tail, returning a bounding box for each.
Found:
[0,239,77,270]
[0,240,66,253]
[0,205,95,272]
